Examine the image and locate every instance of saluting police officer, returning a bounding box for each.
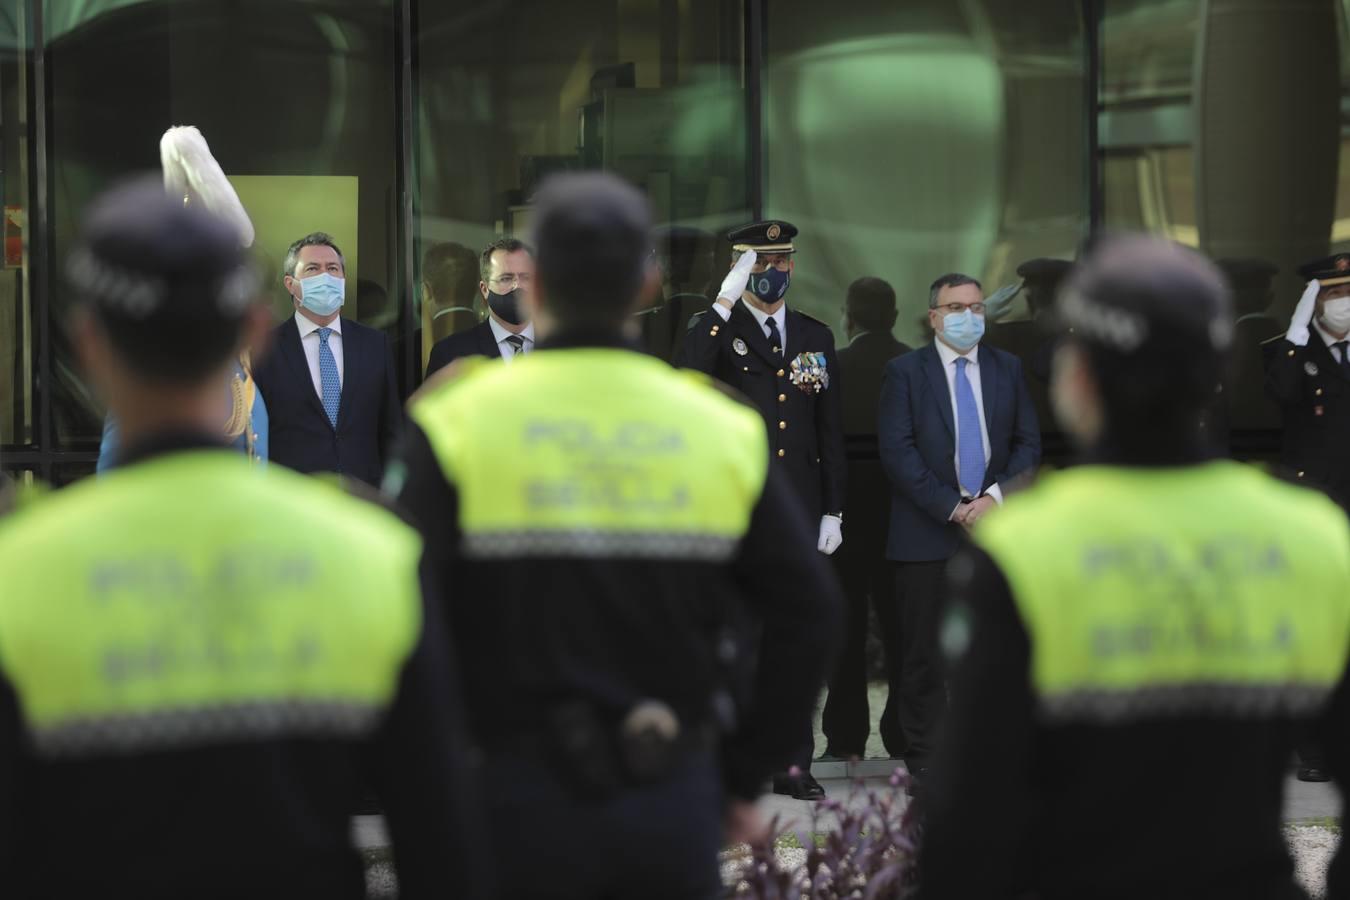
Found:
[0,179,483,899]
[391,173,840,898]
[1265,253,1350,513]
[676,221,846,800]
[922,236,1350,899]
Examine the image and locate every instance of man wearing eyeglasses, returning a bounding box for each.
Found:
[425,238,536,378]
[677,220,846,802]
[877,272,1041,785]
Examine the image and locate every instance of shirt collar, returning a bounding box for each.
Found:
[741,300,785,332]
[488,316,535,345]
[934,336,978,367]
[1313,318,1346,349]
[295,311,343,338]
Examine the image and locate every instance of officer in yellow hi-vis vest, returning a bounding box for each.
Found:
[920,236,1350,900]
[391,172,841,899]
[0,179,483,899]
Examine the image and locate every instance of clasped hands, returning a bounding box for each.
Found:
[953,495,996,530]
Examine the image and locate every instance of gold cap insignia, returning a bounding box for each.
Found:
[766,223,781,241]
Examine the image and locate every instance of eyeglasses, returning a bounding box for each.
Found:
[933,302,986,315]
[490,272,533,288]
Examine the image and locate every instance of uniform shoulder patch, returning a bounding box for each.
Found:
[686,309,709,331]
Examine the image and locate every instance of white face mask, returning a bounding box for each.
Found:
[1323,297,1350,334]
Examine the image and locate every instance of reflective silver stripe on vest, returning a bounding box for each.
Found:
[30,699,383,758]
[462,530,739,561]
[1038,682,1334,724]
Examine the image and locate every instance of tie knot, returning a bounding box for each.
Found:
[505,334,525,349]
[318,327,332,342]
[1337,341,1348,351]
[956,356,968,371]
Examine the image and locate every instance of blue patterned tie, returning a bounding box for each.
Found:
[954,357,986,495]
[318,327,341,428]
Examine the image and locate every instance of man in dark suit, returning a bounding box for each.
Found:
[677,220,846,800]
[878,272,1041,780]
[425,238,535,378]
[252,232,400,486]
[820,277,912,762]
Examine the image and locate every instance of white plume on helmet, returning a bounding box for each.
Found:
[159,125,255,249]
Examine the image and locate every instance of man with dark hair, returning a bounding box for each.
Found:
[878,270,1040,782]
[820,276,912,761]
[0,178,482,899]
[252,231,401,485]
[923,235,1350,900]
[425,237,536,377]
[390,171,840,898]
[675,219,846,800]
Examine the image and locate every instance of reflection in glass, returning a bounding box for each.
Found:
[413,0,748,369]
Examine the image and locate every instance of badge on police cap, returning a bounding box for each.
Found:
[733,337,748,356]
[1306,361,1319,377]
[766,223,781,241]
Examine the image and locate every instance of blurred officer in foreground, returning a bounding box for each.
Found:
[392,171,840,898]
[922,235,1350,899]
[0,179,480,899]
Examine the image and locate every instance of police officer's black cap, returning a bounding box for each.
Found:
[1216,257,1278,290]
[1015,257,1072,285]
[1060,236,1233,359]
[529,171,652,320]
[727,220,797,254]
[1297,253,1350,287]
[69,175,259,380]
[1058,235,1232,418]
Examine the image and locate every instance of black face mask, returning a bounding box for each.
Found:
[487,288,525,326]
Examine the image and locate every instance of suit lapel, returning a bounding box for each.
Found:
[335,319,360,430]
[920,343,956,441]
[731,301,781,368]
[785,308,808,363]
[281,317,331,425]
[477,320,504,359]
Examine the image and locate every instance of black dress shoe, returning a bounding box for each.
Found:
[1298,765,1331,783]
[772,772,827,801]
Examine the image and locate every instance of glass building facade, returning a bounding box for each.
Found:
[1,0,1347,485]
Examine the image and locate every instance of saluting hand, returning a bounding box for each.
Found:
[1287,279,1320,348]
[716,250,758,310]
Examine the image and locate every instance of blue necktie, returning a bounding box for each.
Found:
[318,327,341,428]
[765,316,783,356]
[955,357,986,495]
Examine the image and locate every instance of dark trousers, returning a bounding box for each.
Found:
[821,552,904,758]
[893,560,949,770]
[485,751,724,900]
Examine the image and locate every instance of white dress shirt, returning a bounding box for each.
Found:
[933,338,1004,516]
[1314,320,1349,363]
[295,312,344,400]
[712,298,787,349]
[488,317,536,362]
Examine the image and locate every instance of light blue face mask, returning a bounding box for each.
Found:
[298,273,345,317]
[941,308,985,352]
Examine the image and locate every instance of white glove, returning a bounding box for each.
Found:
[1288,279,1320,347]
[717,249,758,306]
[818,514,843,555]
[983,280,1023,322]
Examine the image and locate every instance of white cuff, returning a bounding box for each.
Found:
[711,302,732,322]
[985,483,1004,505]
